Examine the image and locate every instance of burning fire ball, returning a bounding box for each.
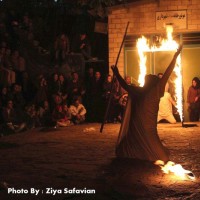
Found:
[155,160,195,180]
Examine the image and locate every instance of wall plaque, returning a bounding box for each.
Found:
[156,10,187,30]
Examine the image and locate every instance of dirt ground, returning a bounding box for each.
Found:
[0,122,200,200]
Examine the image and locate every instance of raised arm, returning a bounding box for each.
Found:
[111,65,130,92]
[160,45,183,88]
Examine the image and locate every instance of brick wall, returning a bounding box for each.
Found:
[108,0,200,75]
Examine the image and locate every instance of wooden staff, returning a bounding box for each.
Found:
[100,21,130,133]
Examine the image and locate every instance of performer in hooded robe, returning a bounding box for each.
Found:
[112,45,182,162]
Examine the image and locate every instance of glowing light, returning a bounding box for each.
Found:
[155,160,195,180]
[174,55,183,121]
[136,25,183,121]
[136,36,149,86]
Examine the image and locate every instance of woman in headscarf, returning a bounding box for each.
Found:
[187,77,200,122]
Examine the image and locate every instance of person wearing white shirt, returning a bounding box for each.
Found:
[157,91,176,124]
[69,98,86,124]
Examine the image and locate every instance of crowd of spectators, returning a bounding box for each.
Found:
[0,10,128,136]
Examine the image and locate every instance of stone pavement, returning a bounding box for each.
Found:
[0,122,200,200]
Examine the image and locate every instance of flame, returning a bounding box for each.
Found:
[136,25,183,121]
[174,55,183,121]
[155,160,195,180]
[136,36,149,86]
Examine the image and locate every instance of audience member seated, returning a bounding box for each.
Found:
[69,97,86,124]
[38,100,53,127]
[52,105,64,126]
[56,104,72,127]
[1,99,26,134]
[52,104,72,127]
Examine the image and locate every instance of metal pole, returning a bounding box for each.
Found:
[100,22,130,133]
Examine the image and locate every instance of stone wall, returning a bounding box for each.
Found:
[108,0,200,75]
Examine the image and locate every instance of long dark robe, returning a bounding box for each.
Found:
[114,53,179,162]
